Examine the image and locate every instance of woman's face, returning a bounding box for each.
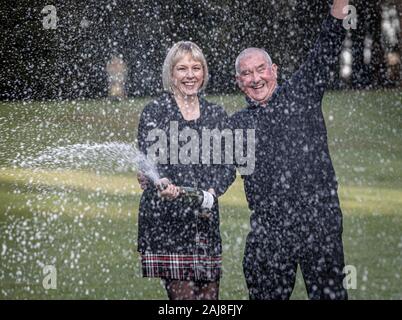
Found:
[172,53,204,97]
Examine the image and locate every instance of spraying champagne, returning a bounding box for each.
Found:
[136,157,216,211]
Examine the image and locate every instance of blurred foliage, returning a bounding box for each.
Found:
[0,0,400,100]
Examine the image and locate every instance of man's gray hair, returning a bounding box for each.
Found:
[162,41,209,93]
[235,48,272,75]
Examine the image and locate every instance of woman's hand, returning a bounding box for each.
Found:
[207,188,216,196]
[197,188,217,219]
[137,173,149,190]
[156,178,180,200]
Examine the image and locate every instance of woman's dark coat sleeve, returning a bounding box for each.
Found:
[207,106,236,197]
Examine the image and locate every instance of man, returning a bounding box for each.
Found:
[230,0,350,299]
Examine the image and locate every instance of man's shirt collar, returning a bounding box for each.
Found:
[245,85,279,110]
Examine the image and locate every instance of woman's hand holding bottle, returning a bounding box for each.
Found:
[155,178,181,200]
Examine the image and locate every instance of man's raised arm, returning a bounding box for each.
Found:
[285,0,349,98]
[331,0,350,20]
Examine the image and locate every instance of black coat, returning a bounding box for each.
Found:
[137,93,236,255]
[229,15,346,241]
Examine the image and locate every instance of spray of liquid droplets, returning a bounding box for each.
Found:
[15,142,160,183]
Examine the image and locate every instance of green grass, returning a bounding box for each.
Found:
[0,90,402,299]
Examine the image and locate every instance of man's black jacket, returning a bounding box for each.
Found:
[229,14,347,235]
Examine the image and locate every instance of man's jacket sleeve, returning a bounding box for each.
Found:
[286,14,346,99]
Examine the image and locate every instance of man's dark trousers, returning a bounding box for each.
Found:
[243,194,348,300]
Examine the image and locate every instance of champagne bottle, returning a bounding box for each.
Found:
[156,183,215,210]
[177,186,216,210]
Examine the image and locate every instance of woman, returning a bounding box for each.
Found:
[137,41,235,300]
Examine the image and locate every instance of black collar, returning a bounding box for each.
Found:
[161,91,206,122]
[245,86,280,110]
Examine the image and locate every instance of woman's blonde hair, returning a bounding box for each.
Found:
[162,41,209,93]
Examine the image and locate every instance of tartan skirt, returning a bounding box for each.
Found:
[140,252,222,281]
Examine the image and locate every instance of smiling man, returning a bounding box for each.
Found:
[229,0,350,300]
[235,49,278,106]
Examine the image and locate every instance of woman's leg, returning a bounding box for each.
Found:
[197,280,220,300]
[164,279,198,300]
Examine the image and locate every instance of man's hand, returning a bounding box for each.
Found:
[137,172,149,190]
[331,0,350,19]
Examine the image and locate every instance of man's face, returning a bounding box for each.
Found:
[236,53,278,105]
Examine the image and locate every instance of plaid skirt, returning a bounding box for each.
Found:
[140,253,222,281]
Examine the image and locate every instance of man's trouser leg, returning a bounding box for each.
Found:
[299,228,348,300]
[243,234,298,300]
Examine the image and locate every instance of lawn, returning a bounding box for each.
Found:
[0,90,401,299]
